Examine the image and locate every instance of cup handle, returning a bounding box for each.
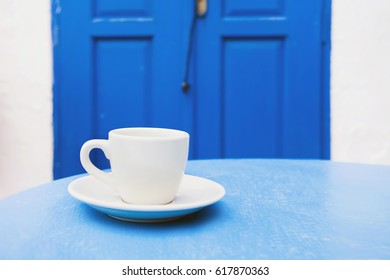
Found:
[80,139,114,190]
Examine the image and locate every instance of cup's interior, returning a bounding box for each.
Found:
[112,128,188,139]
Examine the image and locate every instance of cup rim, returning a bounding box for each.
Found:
[109,127,189,140]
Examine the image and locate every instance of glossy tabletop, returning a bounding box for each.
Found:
[1,159,390,260]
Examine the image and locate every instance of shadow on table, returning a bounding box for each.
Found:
[80,202,226,232]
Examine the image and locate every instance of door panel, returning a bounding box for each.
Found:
[95,39,151,131]
[94,0,153,17]
[224,39,283,158]
[53,0,330,178]
[223,0,284,16]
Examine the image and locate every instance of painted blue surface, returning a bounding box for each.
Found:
[53,0,331,178]
[1,159,390,260]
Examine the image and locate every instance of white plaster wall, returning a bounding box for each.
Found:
[331,0,390,165]
[1,0,390,199]
[0,0,53,199]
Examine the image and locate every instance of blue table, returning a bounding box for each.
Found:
[1,159,390,259]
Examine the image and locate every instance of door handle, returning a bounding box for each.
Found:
[197,0,207,17]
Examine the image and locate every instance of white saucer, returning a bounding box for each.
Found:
[67,174,225,222]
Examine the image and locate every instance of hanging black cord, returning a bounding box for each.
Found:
[182,1,198,93]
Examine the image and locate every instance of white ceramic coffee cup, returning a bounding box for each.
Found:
[80,127,189,205]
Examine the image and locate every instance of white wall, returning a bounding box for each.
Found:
[1,1,390,199]
[331,0,390,165]
[0,0,53,199]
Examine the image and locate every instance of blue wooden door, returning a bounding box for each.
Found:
[53,0,330,178]
[194,0,330,159]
